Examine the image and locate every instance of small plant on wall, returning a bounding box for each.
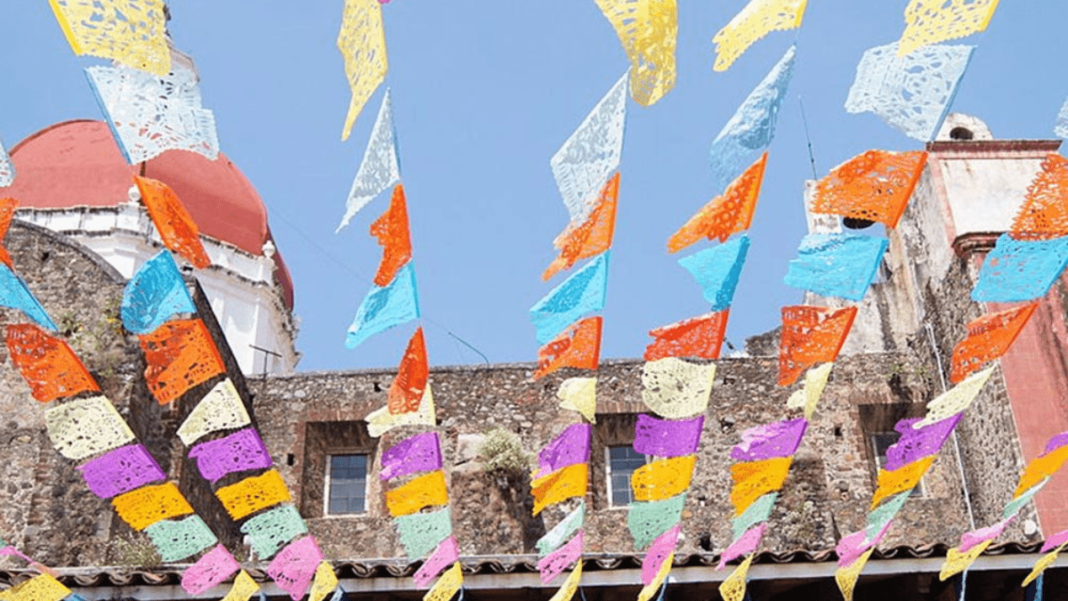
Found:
[477,428,531,486]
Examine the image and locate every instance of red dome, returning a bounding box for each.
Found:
[0,120,293,308]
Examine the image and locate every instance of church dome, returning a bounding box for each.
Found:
[0,119,294,307]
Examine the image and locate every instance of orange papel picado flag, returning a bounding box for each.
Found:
[950,303,1037,384]
[139,319,226,405]
[535,317,603,380]
[668,153,766,253]
[544,174,620,281]
[5,323,100,403]
[370,184,413,287]
[778,306,856,386]
[810,150,927,228]
[644,310,729,361]
[388,327,428,414]
[134,176,211,269]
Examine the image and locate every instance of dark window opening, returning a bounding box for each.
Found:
[949,127,974,141]
[326,454,368,515]
[607,446,646,507]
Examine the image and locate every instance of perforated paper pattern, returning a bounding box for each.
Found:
[634,414,704,458]
[86,63,219,164]
[139,319,226,405]
[885,415,962,472]
[778,306,857,386]
[240,505,309,560]
[628,493,686,549]
[346,262,420,349]
[866,492,909,539]
[134,176,211,269]
[143,515,217,562]
[1042,530,1068,554]
[121,251,196,334]
[530,253,610,344]
[371,185,412,287]
[181,544,240,596]
[112,482,194,531]
[381,432,442,481]
[389,328,428,415]
[1057,100,1068,140]
[640,357,716,419]
[338,90,400,230]
[732,493,776,539]
[644,311,728,362]
[45,396,135,460]
[188,428,273,484]
[785,362,833,419]
[537,502,585,556]
[531,463,588,516]
[678,236,750,310]
[220,571,259,601]
[368,385,437,438]
[784,233,888,301]
[593,0,678,106]
[535,317,603,380]
[872,457,935,508]
[713,0,807,71]
[845,42,974,142]
[550,73,628,225]
[537,531,583,584]
[730,457,791,516]
[834,549,873,601]
[632,455,696,502]
[669,153,766,253]
[939,540,992,582]
[0,264,58,331]
[811,150,927,228]
[395,509,453,560]
[709,46,795,191]
[1024,546,1064,587]
[1004,482,1045,520]
[266,536,323,601]
[414,537,459,589]
[0,573,69,601]
[545,174,620,281]
[557,377,597,422]
[719,555,754,601]
[216,470,291,521]
[78,443,166,499]
[6,323,99,403]
[309,562,338,601]
[950,304,1037,383]
[547,559,581,601]
[718,523,765,569]
[0,198,16,242]
[386,471,449,517]
[0,146,14,188]
[337,0,388,142]
[642,526,678,585]
[536,424,591,479]
[959,520,1011,553]
[731,418,807,462]
[915,366,994,427]
[424,562,463,601]
[1012,154,1068,241]
[176,379,251,446]
[1015,446,1068,498]
[49,0,169,74]
[898,0,1000,56]
[972,234,1068,302]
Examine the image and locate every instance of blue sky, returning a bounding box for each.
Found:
[1,2,1066,372]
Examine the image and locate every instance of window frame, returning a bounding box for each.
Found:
[605,445,649,508]
[323,452,371,517]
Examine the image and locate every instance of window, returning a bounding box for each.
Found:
[607,446,646,507]
[870,433,925,497]
[325,454,368,515]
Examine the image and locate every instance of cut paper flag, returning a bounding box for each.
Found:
[188,428,273,484]
[915,366,994,428]
[642,526,678,585]
[718,523,765,569]
[309,563,338,601]
[668,153,766,253]
[720,555,754,601]
[535,423,591,479]
[732,493,777,539]
[638,550,674,601]
[557,377,597,422]
[139,319,226,405]
[537,532,583,584]
[712,0,808,71]
[386,470,448,517]
[629,493,686,549]
[836,549,874,601]
[1012,153,1068,241]
[531,253,610,344]
[414,537,459,589]
[395,509,453,560]
[778,305,857,386]
[678,236,750,310]
[122,251,196,334]
[810,150,928,228]
[380,432,442,481]
[593,0,678,106]
[337,90,401,230]
[544,173,620,281]
[215,470,292,520]
[49,0,170,75]
[241,505,309,560]
[0,263,59,331]
[371,185,412,287]
[973,235,1068,303]
[0,139,14,187]
[424,562,463,601]
[537,503,586,556]
[0,573,70,601]
[0,197,13,266]
[388,327,428,414]
[112,482,194,530]
[731,418,807,462]
[144,515,217,562]
[845,42,974,142]
[631,455,696,501]
[367,385,436,437]
[898,0,1001,57]
[44,396,136,460]
[634,414,704,458]
[531,463,588,515]
[786,362,833,419]
[547,559,582,601]
[709,45,795,191]
[220,571,259,601]
[644,311,729,362]
[640,357,716,419]
[950,304,1037,383]
[729,456,791,515]
[337,0,388,141]
[86,62,219,164]
[535,317,603,380]
[266,536,323,601]
[134,176,212,269]
[5,323,100,403]
[182,545,241,595]
[550,73,627,226]
[884,416,961,472]
[346,262,420,349]
[784,233,888,301]
[176,379,251,446]
[78,443,166,498]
